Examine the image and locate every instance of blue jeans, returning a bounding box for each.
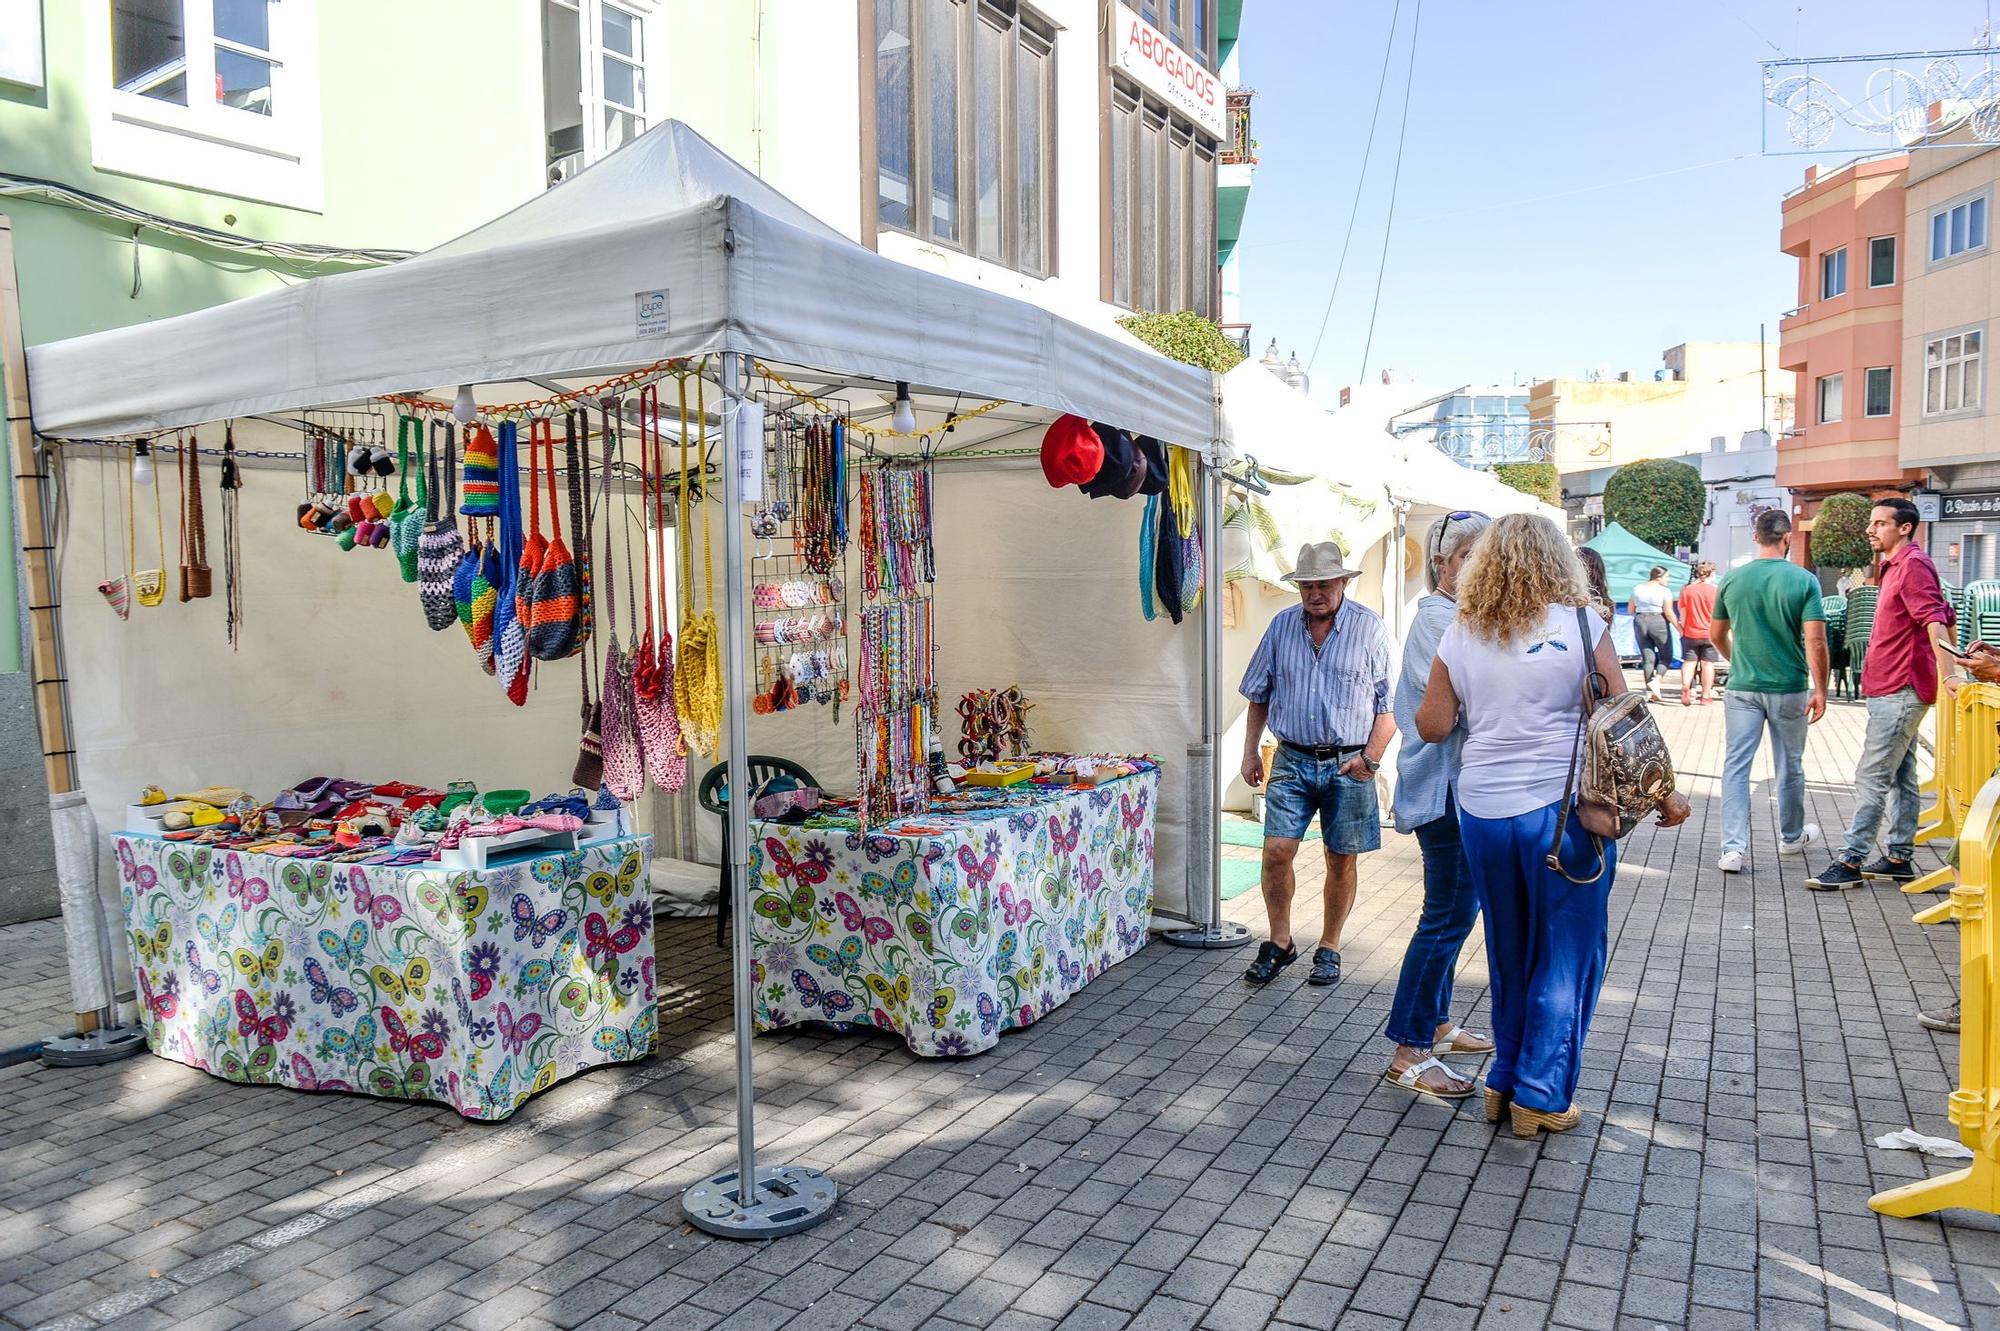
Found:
[1720,690,1809,855]
[1838,687,1929,865]
[1263,745,1382,854]
[1460,796,1616,1114]
[1385,795,1480,1047]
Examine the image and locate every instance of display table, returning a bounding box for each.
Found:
[116,832,657,1120]
[747,767,1157,1056]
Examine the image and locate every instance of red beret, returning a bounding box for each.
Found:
[1040,414,1103,488]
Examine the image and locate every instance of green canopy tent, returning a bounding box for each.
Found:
[1585,521,1689,606]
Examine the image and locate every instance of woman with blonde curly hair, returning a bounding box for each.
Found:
[1416,514,1690,1137]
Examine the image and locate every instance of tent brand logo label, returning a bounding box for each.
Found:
[635,290,671,339]
[1112,3,1225,138]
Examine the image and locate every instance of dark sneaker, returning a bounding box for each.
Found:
[1806,860,1864,890]
[1306,946,1343,987]
[1919,1002,1961,1033]
[1860,856,1917,883]
[1244,941,1297,986]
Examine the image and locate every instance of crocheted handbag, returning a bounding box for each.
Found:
[598,401,646,800]
[177,433,211,601]
[515,417,550,632]
[466,525,497,674]
[527,416,582,661]
[460,423,499,517]
[490,421,528,704]
[633,384,683,791]
[391,414,425,583]
[418,420,466,631]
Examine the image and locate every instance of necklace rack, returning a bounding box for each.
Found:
[749,399,851,720]
[854,457,938,827]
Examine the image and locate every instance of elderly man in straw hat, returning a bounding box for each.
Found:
[1238,541,1397,989]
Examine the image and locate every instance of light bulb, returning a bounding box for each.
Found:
[131,441,154,486]
[452,384,478,424]
[889,382,917,436]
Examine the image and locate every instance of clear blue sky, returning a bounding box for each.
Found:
[1235,0,1995,403]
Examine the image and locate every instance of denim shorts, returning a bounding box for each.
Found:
[1264,745,1382,854]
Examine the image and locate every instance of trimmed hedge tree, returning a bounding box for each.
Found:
[1492,461,1558,506]
[1810,491,1874,570]
[1116,310,1247,372]
[1604,458,1704,552]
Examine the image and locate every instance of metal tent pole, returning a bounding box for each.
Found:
[1164,454,1249,950]
[680,350,835,1239]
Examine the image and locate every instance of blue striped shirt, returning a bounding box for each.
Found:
[1239,599,1393,748]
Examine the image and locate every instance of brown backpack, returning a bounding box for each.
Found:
[1549,607,1677,883]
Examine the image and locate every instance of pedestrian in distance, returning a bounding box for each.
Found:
[1416,514,1692,1137]
[1577,546,1614,624]
[1629,564,1680,702]
[1238,541,1397,990]
[1711,511,1827,874]
[1678,561,1723,704]
[1382,511,1496,1102]
[1809,496,1955,890]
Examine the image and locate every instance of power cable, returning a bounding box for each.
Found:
[1302,0,1406,379]
[1357,0,1423,385]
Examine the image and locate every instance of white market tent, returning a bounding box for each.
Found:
[19,121,1234,1232]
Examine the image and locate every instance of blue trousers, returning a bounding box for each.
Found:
[1459,796,1616,1114]
[1385,795,1481,1047]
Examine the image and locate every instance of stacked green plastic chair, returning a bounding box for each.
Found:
[1962,580,2000,650]
[1845,585,1880,691]
[1947,582,1968,649]
[1823,594,1849,699]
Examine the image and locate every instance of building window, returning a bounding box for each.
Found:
[0,0,44,88]
[871,0,1055,277]
[1818,373,1843,424]
[1820,246,1846,300]
[111,1,280,115]
[1869,235,1896,287]
[1864,366,1892,417]
[1924,328,1984,416]
[1930,194,1989,263]
[1107,86,1217,317]
[544,0,652,184]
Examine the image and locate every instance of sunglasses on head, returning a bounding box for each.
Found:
[1431,510,1489,560]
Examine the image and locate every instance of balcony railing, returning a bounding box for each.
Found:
[1221,88,1256,166]
[1219,322,1251,356]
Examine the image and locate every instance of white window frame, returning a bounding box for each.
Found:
[1868,234,1897,287]
[1817,372,1843,424]
[0,0,45,88]
[1929,188,1991,268]
[88,0,322,211]
[1820,246,1846,300]
[1864,365,1893,418]
[548,0,658,175]
[1923,324,1986,419]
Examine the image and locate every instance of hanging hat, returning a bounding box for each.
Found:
[1081,424,1147,500]
[1039,414,1103,488]
[460,424,500,516]
[1281,541,1363,584]
[1134,437,1169,496]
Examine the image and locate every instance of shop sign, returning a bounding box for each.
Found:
[1914,491,1942,522]
[1939,489,2000,520]
[1111,3,1226,139]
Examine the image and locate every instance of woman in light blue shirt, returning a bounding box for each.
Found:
[1383,511,1495,1100]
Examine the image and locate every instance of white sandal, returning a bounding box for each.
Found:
[1433,1025,1495,1055]
[1383,1056,1475,1101]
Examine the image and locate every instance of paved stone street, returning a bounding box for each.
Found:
[0,687,1991,1331]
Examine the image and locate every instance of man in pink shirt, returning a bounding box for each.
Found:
[1809,497,1955,889]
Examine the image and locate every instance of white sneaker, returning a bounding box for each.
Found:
[1718,851,1745,873]
[1647,682,1664,702]
[1779,824,1821,855]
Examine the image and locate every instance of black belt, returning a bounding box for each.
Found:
[1279,740,1363,761]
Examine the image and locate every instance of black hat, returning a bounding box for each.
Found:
[1081,424,1147,499]
[1134,437,1169,496]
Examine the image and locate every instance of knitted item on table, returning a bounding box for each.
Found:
[460,423,500,516]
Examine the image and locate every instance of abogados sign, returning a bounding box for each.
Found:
[1112,3,1226,140]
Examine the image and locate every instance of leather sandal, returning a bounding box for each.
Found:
[1434,1025,1495,1054]
[1383,1057,1475,1101]
[1244,940,1298,986]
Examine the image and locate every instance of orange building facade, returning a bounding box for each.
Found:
[1778,155,1925,562]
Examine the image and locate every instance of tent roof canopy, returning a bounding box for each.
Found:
[26,122,1218,453]
[1584,521,1690,601]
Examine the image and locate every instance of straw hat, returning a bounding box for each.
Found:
[1280,541,1362,584]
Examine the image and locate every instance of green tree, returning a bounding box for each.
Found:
[1604,458,1704,552]
[1810,491,1874,570]
[1492,461,1558,506]
[1116,310,1247,372]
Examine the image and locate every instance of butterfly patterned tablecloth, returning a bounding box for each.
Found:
[114,833,657,1121]
[747,770,1158,1057]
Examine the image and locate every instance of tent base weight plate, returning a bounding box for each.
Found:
[682,1165,837,1239]
[1161,922,1252,949]
[41,1026,147,1067]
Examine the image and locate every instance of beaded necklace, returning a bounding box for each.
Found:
[795,416,847,574]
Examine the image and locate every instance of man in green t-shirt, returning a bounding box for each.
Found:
[1710,510,1829,874]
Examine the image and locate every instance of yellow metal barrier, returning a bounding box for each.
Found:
[1870,772,2000,1219]
[1917,663,1953,844]
[1907,681,2000,901]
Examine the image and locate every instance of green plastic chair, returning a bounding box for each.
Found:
[697,756,820,949]
[1845,586,1879,689]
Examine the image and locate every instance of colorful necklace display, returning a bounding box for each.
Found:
[858,464,934,600]
[854,459,938,826]
[795,416,847,575]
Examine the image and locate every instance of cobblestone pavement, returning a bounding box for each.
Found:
[0,918,79,1055]
[0,689,1992,1331]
